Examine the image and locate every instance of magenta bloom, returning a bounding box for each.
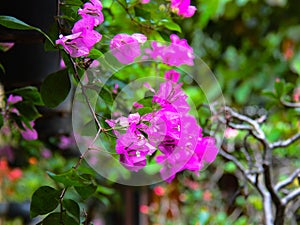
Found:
[21,121,38,141]
[58,135,75,149]
[171,0,197,18]
[56,30,101,58]
[116,123,155,172]
[153,80,190,114]
[7,95,22,104]
[78,0,104,26]
[140,0,150,4]
[149,34,194,66]
[164,69,180,83]
[110,33,147,64]
[56,0,103,58]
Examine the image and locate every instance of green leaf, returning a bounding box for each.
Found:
[63,199,80,222]
[262,90,277,100]
[81,119,98,136]
[291,53,300,75]
[75,184,97,200]
[42,212,79,225]
[0,114,3,129]
[275,81,284,97]
[134,7,151,20]
[15,101,41,121]
[30,186,60,218]
[47,170,91,187]
[0,15,37,30]
[96,186,115,195]
[41,69,71,108]
[88,49,104,60]
[10,86,44,105]
[0,16,54,46]
[137,107,153,116]
[0,63,5,74]
[159,20,182,32]
[98,86,113,106]
[224,161,237,173]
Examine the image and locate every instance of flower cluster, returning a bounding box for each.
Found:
[106,72,217,182]
[2,95,38,141]
[147,34,195,66]
[110,33,194,66]
[170,0,197,18]
[110,33,147,64]
[56,0,103,57]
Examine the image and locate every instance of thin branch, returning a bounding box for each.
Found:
[224,106,267,144]
[280,97,300,108]
[282,188,300,205]
[219,146,256,185]
[275,168,300,192]
[263,163,282,207]
[270,133,300,149]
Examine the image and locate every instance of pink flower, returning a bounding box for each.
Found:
[78,0,104,26]
[116,123,155,172]
[58,135,75,149]
[0,42,15,52]
[8,168,22,181]
[56,30,101,58]
[164,69,180,83]
[56,33,90,58]
[7,95,22,104]
[140,0,150,4]
[56,0,103,58]
[21,121,38,141]
[133,102,143,109]
[140,205,149,214]
[154,185,165,196]
[149,34,194,66]
[171,0,197,18]
[110,33,147,64]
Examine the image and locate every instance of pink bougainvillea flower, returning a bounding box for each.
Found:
[164,69,180,83]
[110,33,147,64]
[78,0,104,26]
[58,135,75,149]
[149,34,194,66]
[171,0,197,18]
[116,123,156,172]
[56,30,101,58]
[21,121,38,141]
[56,33,90,57]
[153,80,190,114]
[56,0,103,58]
[0,42,15,52]
[140,0,150,4]
[133,102,143,109]
[72,17,97,33]
[7,95,22,104]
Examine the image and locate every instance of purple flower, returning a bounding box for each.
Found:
[171,0,197,18]
[58,135,75,149]
[7,95,22,104]
[164,69,180,83]
[110,33,147,64]
[21,121,38,141]
[116,124,155,172]
[56,0,103,58]
[153,80,190,114]
[78,0,104,26]
[149,34,194,66]
[56,33,90,58]
[56,29,101,58]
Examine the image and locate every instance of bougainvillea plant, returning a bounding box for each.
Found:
[0,0,220,224]
[2,0,299,225]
